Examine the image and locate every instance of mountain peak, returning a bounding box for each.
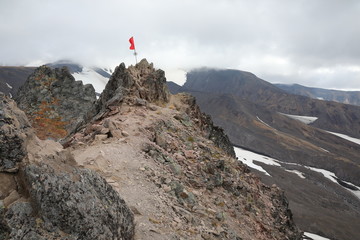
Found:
[1,62,302,239]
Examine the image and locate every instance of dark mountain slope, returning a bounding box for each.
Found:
[184,68,360,139]
[188,90,360,186]
[276,83,360,106]
[167,81,183,94]
[0,66,36,97]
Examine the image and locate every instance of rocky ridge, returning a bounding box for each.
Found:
[1,59,301,239]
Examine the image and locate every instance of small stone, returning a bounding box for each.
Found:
[162,185,171,192]
[169,162,182,175]
[3,190,20,207]
[148,105,157,111]
[94,134,108,141]
[122,131,130,137]
[139,167,146,171]
[174,216,182,223]
[184,150,196,159]
[135,98,147,106]
[174,152,186,162]
[130,205,142,215]
[215,211,225,221]
[179,191,189,199]
[100,128,110,134]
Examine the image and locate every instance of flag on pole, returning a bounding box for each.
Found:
[129,36,138,64]
[129,37,135,50]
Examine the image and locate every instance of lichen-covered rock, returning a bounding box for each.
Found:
[15,66,96,140]
[0,93,31,172]
[22,162,135,240]
[3,160,135,240]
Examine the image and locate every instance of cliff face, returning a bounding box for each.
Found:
[1,60,302,239]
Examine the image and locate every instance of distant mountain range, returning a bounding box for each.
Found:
[1,62,360,239]
[0,60,112,97]
[168,68,360,240]
[275,83,360,106]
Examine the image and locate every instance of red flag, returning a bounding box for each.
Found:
[129,37,135,50]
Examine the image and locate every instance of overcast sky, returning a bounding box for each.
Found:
[1,0,360,89]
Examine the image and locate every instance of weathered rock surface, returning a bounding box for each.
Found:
[0,95,135,240]
[176,93,235,157]
[15,65,96,140]
[97,59,169,113]
[0,93,31,172]
[18,161,134,240]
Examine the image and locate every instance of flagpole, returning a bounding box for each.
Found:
[133,49,138,65]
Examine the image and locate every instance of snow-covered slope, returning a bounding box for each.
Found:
[72,67,109,94]
[234,146,360,199]
[46,61,110,95]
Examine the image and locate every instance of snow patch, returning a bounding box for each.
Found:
[304,232,331,240]
[280,113,318,124]
[327,131,360,146]
[233,146,360,200]
[285,169,305,179]
[234,147,280,176]
[306,166,337,183]
[5,82,13,89]
[72,67,108,94]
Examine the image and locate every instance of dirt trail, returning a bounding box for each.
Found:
[71,99,188,239]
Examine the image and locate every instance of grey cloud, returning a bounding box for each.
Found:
[0,0,359,89]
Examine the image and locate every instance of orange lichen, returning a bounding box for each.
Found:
[30,99,68,140]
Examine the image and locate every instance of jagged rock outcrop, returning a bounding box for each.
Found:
[0,93,31,173]
[0,95,135,240]
[15,65,97,140]
[97,59,169,113]
[175,92,235,157]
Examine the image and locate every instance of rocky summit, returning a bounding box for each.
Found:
[1,59,302,239]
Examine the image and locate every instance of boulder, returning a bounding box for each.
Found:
[21,162,135,240]
[15,66,97,140]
